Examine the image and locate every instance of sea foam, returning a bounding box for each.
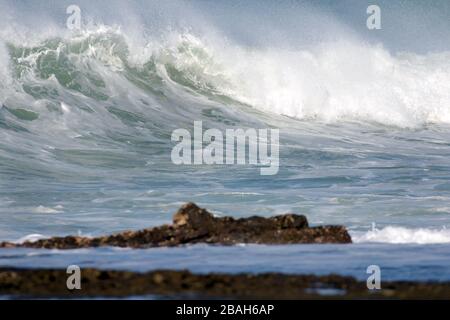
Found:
[352,226,450,244]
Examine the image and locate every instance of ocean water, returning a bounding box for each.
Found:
[1,0,450,282]
[2,244,450,282]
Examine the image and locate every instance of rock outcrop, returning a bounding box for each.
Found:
[0,203,352,249]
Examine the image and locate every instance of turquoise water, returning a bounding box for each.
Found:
[1,0,450,282]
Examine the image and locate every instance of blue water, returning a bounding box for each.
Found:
[1,0,450,283]
[1,244,450,282]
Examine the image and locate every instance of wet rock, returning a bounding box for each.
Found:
[173,202,215,228]
[1,268,449,299]
[271,214,309,229]
[0,202,352,249]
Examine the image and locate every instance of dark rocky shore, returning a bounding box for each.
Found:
[0,203,448,299]
[0,203,351,249]
[1,268,449,299]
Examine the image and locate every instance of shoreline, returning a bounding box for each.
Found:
[1,267,450,299]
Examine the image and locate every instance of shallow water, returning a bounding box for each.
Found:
[1,244,450,282]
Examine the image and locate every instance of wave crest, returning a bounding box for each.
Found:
[2,26,450,129]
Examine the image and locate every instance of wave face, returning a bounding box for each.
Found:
[1,0,450,242]
[2,27,450,129]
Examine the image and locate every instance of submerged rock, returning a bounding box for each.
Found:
[0,203,352,249]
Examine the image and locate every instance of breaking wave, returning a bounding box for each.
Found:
[352,226,450,244]
[1,25,450,133]
[1,1,450,243]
